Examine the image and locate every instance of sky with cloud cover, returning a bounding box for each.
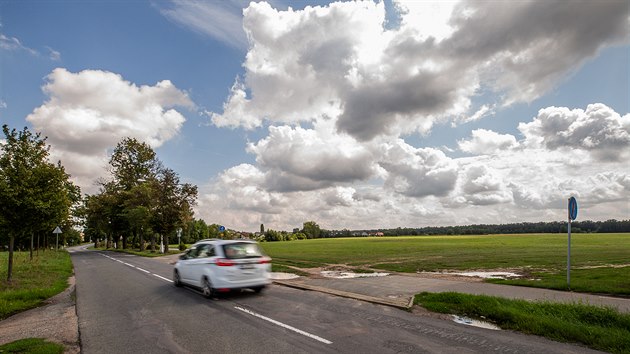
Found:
[1,0,628,231]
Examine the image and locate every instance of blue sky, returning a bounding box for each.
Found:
[1,0,629,231]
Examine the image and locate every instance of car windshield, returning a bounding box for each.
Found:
[222,243,264,259]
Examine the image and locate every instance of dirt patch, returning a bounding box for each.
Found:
[575,263,630,269]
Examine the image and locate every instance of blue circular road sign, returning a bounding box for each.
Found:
[219,225,225,232]
[568,197,578,221]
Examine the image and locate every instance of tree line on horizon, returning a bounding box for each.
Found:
[327,219,630,237]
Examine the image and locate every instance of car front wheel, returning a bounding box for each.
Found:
[173,270,182,287]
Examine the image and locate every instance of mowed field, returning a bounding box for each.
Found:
[260,233,630,295]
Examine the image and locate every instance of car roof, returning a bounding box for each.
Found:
[193,239,256,246]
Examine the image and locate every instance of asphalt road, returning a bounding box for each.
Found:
[71,249,603,354]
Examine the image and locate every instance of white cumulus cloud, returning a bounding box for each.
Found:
[519,103,630,161]
[26,68,193,193]
[458,129,518,155]
[210,0,629,142]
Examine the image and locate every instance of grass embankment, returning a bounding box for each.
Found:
[0,338,64,354]
[0,250,73,320]
[414,292,630,354]
[260,233,630,296]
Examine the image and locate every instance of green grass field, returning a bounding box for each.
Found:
[0,250,73,320]
[261,233,630,295]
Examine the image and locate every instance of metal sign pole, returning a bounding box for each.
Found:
[567,196,578,289]
[53,226,62,251]
[567,204,571,288]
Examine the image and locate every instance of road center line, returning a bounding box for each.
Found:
[234,306,332,345]
[153,274,173,283]
[136,267,150,273]
[99,253,173,283]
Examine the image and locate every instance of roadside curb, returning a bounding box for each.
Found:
[273,280,413,310]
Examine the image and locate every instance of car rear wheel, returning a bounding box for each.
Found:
[173,270,182,287]
[202,277,215,298]
[252,286,265,294]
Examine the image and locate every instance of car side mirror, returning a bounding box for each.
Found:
[179,254,187,260]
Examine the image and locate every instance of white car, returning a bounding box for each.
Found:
[173,239,272,297]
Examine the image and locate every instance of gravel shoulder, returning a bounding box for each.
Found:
[0,276,80,353]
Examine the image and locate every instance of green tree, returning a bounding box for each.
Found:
[207,224,220,238]
[260,223,265,234]
[151,168,197,253]
[122,182,154,250]
[108,138,160,191]
[302,221,321,239]
[186,219,209,243]
[107,138,160,249]
[0,125,79,281]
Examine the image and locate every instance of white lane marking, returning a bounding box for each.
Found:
[234,306,332,345]
[153,274,173,283]
[98,252,174,284]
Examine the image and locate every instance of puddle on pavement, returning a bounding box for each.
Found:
[421,271,522,279]
[270,272,300,280]
[320,271,390,279]
[452,315,501,330]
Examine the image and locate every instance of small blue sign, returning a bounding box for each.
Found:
[568,197,578,221]
[219,225,225,232]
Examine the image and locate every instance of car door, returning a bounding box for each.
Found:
[178,247,199,284]
[189,244,215,286]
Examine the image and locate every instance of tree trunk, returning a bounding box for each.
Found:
[36,233,40,256]
[122,234,128,249]
[150,234,155,253]
[164,233,169,253]
[139,231,145,252]
[30,232,34,260]
[7,235,14,282]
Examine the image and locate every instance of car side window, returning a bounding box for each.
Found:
[187,247,199,259]
[197,244,214,258]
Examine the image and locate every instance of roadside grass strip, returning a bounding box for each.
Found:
[0,251,73,320]
[0,338,64,354]
[414,292,630,354]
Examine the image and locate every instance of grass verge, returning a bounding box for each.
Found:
[0,251,73,320]
[0,338,64,354]
[414,292,630,354]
